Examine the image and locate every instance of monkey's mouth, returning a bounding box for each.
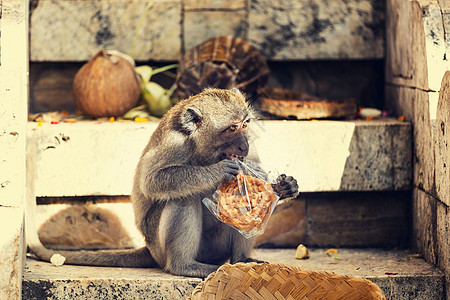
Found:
[226,154,245,161]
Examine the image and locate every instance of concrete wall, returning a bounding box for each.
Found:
[386,0,450,297]
[0,1,29,298]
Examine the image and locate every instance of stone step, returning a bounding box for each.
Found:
[22,248,445,299]
[27,118,412,197]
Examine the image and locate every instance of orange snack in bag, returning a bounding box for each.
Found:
[217,172,277,231]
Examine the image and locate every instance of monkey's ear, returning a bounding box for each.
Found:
[231,87,245,98]
[231,88,242,97]
[181,107,203,133]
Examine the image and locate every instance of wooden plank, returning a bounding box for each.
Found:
[0,0,29,298]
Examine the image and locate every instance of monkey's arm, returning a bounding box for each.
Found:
[138,158,239,200]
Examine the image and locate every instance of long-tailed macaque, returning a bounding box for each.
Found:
[27,88,298,278]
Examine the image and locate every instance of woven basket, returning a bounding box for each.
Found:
[188,262,385,300]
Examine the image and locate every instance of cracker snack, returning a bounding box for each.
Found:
[203,161,279,238]
[217,172,277,231]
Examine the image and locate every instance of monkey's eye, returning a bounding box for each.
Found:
[228,125,237,132]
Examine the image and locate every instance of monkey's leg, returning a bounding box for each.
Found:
[160,201,220,278]
[229,229,264,264]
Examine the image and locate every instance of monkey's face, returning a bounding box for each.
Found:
[192,110,251,165]
[183,88,252,165]
[217,117,250,161]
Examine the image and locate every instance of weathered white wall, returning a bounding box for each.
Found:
[0,1,29,298]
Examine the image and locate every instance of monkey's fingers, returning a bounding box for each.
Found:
[278,176,298,189]
[277,174,287,181]
[279,175,295,185]
[279,181,299,198]
[221,159,240,181]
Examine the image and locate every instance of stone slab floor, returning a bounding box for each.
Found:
[23,248,444,299]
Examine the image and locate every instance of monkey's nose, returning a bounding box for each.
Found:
[238,141,249,156]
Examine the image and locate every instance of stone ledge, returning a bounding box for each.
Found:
[26,118,412,197]
[29,0,384,61]
[22,248,445,299]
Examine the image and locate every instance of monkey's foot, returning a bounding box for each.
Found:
[231,257,268,264]
[168,262,220,278]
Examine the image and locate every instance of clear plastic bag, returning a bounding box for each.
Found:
[203,160,280,238]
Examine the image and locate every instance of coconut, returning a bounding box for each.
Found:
[73,50,141,117]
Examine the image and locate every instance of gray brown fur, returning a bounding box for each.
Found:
[27,88,298,278]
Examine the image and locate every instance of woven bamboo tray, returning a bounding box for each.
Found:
[188,262,385,300]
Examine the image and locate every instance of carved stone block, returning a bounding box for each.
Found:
[30,0,181,61]
[248,0,384,60]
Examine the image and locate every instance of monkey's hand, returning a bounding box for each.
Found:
[219,159,240,181]
[273,174,299,199]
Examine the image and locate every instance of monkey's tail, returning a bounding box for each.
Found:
[28,243,157,268]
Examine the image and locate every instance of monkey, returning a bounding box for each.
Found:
[27,88,299,278]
